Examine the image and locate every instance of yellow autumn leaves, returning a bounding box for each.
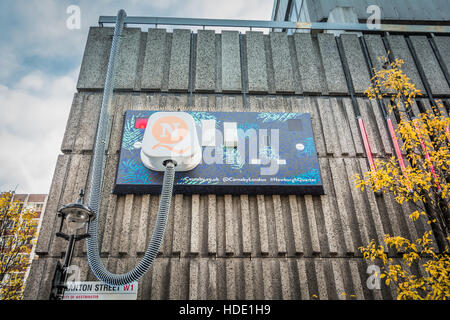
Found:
[354,56,450,300]
[359,231,450,300]
[0,192,39,300]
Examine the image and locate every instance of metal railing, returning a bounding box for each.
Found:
[98,15,450,34]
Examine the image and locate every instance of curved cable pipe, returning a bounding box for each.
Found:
[85,9,175,286]
[87,161,175,286]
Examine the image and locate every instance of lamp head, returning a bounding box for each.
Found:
[58,190,95,234]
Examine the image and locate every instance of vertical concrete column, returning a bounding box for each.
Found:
[168,29,191,91]
[141,29,168,90]
[245,31,269,93]
[195,30,216,92]
[409,36,449,95]
[433,36,450,79]
[293,33,323,94]
[340,34,371,94]
[221,31,242,92]
[385,35,425,93]
[77,27,113,89]
[269,32,294,93]
[317,33,348,94]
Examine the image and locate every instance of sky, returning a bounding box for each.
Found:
[0,0,274,194]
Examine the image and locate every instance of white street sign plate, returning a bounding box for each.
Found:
[63,281,138,300]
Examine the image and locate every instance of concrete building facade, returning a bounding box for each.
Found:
[23,9,450,300]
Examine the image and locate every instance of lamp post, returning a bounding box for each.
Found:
[49,190,95,300]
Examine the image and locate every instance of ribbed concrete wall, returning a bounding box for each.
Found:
[24,27,450,300]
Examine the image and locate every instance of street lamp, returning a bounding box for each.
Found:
[49,190,95,300]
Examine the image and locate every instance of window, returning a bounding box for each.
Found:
[3,219,15,230]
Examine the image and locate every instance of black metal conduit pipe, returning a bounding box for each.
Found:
[404,36,439,110]
[404,35,450,144]
[359,35,407,173]
[335,35,376,172]
[428,34,450,114]
[382,33,449,252]
[86,9,176,286]
[239,33,248,110]
[189,31,195,108]
[405,34,450,238]
[429,34,450,88]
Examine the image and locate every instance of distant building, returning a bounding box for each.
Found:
[272,0,450,25]
[1,193,47,296]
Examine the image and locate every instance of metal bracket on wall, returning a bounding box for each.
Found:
[98,15,450,34]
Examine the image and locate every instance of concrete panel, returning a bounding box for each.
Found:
[386,35,425,93]
[243,259,255,299]
[225,259,237,299]
[35,154,70,254]
[261,259,274,299]
[314,259,328,300]
[114,28,141,89]
[333,260,347,300]
[77,27,140,90]
[141,29,168,90]
[317,98,340,156]
[190,194,200,254]
[370,99,393,156]
[329,158,357,255]
[409,36,449,95]
[240,195,252,255]
[340,34,371,93]
[245,31,268,93]
[291,97,326,157]
[224,195,234,255]
[433,36,450,80]
[288,195,304,255]
[343,98,364,156]
[363,34,387,72]
[221,31,242,92]
[136,194,150,254]
[358,98,380,156]
[317,33,348,94]
[195,30,216,92]
[272,195,287,255]
[119,194,134,254]
[207,194,217,255]
[77,27,113,89]
[304,195,321,255]
[61,93,83,152]
[73,93,102,152]
[171,194,184,255]
[293,33,323,94]
[23,256,46,300]
[331,97,355,156]
[98,155,119,254]
[168,29,191,91]
[296,259,310,300]
[257,194,270,255]
[269,32,294,93]
[318,158,339,256]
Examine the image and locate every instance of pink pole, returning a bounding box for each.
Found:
[386,118,406,171]
[358,117,375,171]
[412,118,441,191]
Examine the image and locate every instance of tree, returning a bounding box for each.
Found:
[353,57,450,299]
[0,192,38,300]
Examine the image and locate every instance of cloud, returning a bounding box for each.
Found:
[0,0,274,194]
[0,70,77,193]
